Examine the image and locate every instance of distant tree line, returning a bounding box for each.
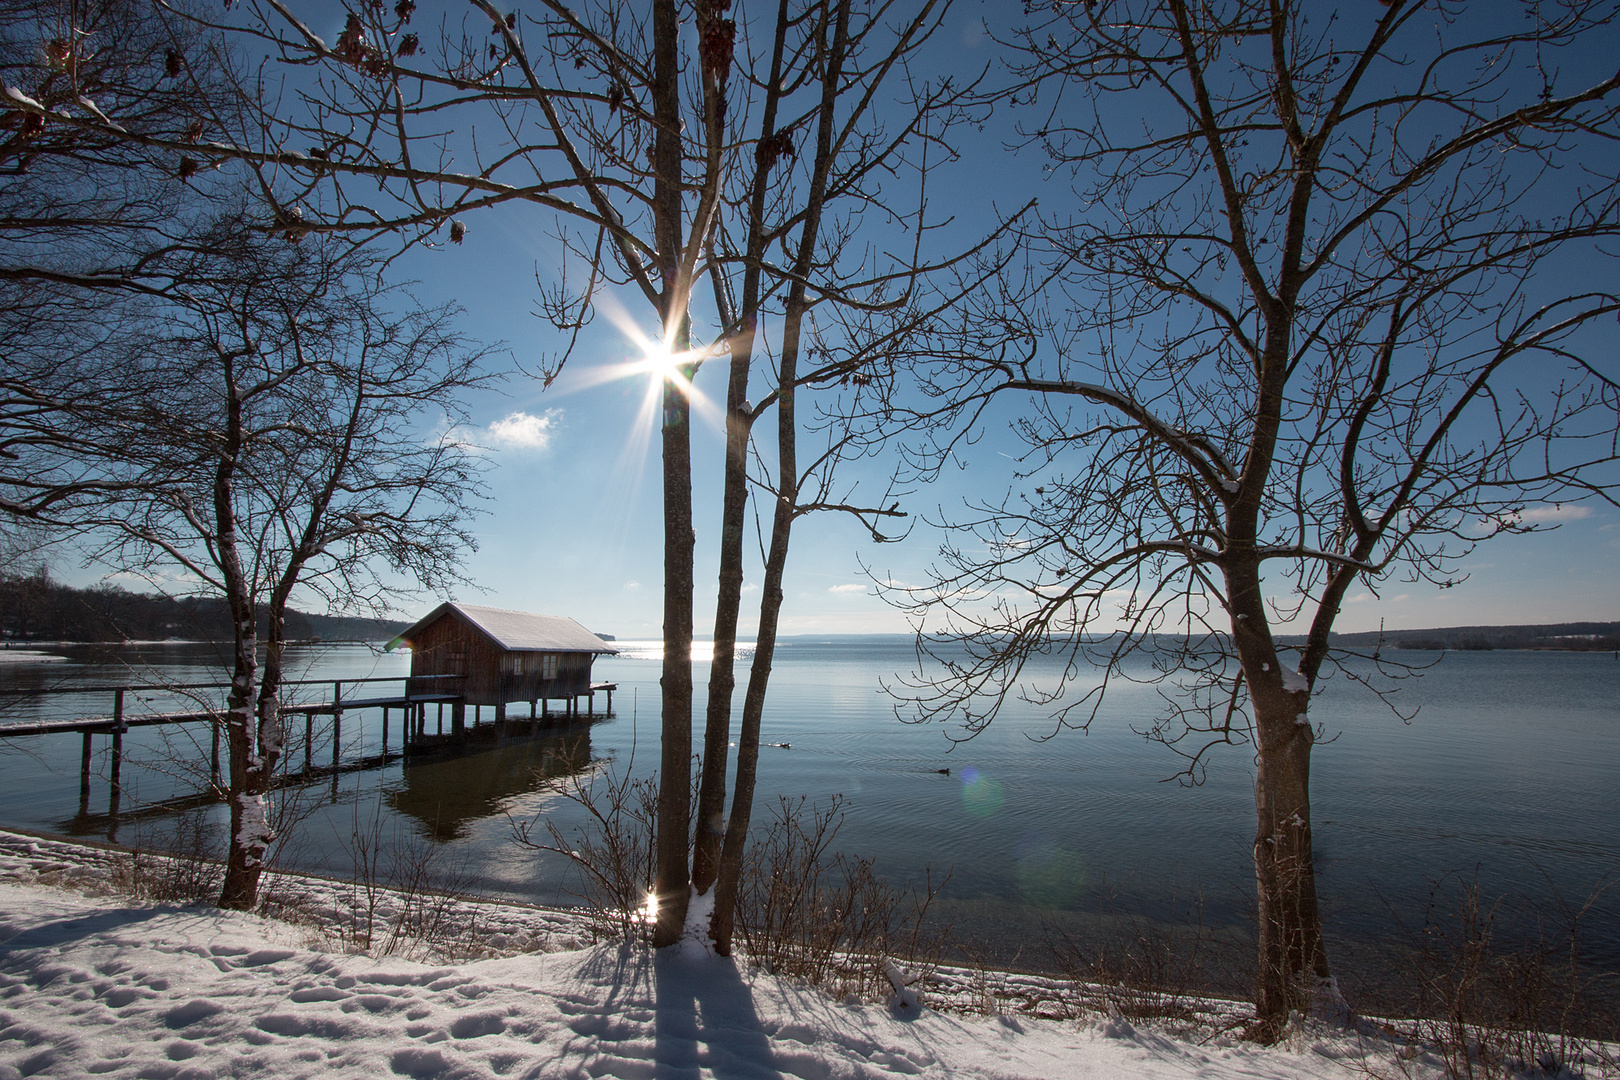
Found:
[0,568,405,645]
[1328,624,1620,653]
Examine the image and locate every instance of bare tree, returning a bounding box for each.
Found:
[0,2,491,908]
[22,220,488,908]
[134,0,744,944]
[886,0,1620,1037]
[684,0,1016,953]
[13,0,1004,948]
[0,0,237,521]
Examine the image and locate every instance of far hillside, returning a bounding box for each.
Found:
[0,570,407,644]
[1327,622,1620,652]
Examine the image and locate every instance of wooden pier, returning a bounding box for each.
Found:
[0,673,617,838]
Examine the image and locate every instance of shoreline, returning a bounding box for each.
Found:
[0,824,1225,1022]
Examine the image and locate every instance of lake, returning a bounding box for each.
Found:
[1,637,1615,995]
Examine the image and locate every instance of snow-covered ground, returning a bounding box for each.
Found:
[0,830,1581,1080]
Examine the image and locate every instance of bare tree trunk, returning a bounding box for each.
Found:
[655,351,696,947]
[708,0,849,953]
[709,476,793,955]
[225,586,300,908]
[1250,694,1329,1032]
[217,600,261,908]
[692,0,795,898]
[650,0,693,948]
[1228,558,1330,1036]
[692,327,755,895]
[216,375,265,910]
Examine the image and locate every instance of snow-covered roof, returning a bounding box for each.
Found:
[404,602,618,654]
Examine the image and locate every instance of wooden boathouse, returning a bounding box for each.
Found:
[400,602,618,721]
[0,604,618,839]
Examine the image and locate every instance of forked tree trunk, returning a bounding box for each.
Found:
[221,603,294,909]
[707,0,848,953]
[1228,559,1333,1037]
[692,0,793,894]
[214,373,270,911]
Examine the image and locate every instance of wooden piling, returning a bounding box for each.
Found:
[332,682,343,768]
[109,689,125,799]
[79,731,92,812]
[108,688,125,837]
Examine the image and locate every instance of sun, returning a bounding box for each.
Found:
[640,338,686,385]
[533,292,723,439]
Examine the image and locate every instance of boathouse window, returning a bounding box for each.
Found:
[542,654,558,679]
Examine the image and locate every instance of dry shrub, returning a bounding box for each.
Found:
[1044,887,1249,1031]
[510,760,659,944]
[514,768,951,1001]
[735,795,950,1002]
[1362,874,1618,1080]
[112,812,221,905]
[322,795,480,959]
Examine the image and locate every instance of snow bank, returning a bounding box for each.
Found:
[0,879,1424,1080]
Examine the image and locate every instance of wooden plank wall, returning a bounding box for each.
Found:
[408,613,600,705]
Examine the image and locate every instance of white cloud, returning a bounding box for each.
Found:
[623,580,641,591]
[1518,504,1593,523]
[484,410,559,451]
[741,582,759,593]
[828,583,867,594]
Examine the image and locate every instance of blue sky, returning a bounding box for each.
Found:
[63,2,1620,639]
[371,4,1616,642]
[402,234,1620,641]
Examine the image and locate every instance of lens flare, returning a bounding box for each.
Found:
[959,766,1004,818]
[551,292,721,427]
[1014,832,1086,908]
[523,292,728,551]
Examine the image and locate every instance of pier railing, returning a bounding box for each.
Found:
[0,670,618,838]
[0,674,463,825]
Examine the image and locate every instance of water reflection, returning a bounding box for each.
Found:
[52,721,602,853]
[389,726,596,843]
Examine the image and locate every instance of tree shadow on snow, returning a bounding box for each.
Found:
[653,947,784,1080]
[0,905,177,953]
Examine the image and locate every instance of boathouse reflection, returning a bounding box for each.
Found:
[387,727,595,843]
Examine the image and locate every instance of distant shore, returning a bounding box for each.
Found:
[4,620,1618,652]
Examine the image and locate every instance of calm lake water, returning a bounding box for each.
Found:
[1,637,1615,989]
